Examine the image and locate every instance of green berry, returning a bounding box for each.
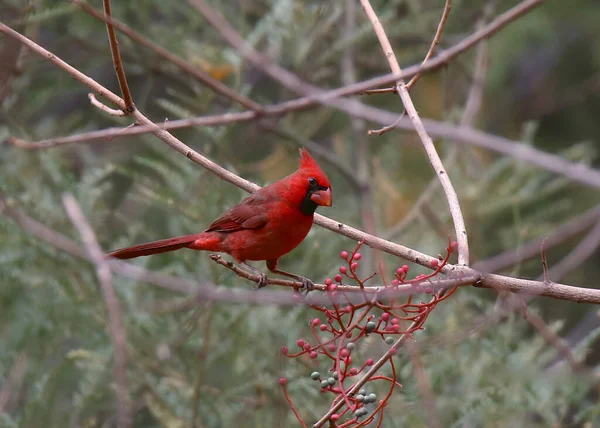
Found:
[368,393,377,403]
[332,371,338,380]
[359,389,367,395]
[385,337,394,345]
[366,321,376,332]
[311,371,320,380]
[346,342,356,351]
[356,394,365,402]
[320,380,329,388]
[327,377,336,386]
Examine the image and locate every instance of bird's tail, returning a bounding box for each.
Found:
[107,233,205,260]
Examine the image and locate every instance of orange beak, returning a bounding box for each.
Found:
[310,188,332,207]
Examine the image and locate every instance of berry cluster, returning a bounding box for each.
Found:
[279,240,458,427]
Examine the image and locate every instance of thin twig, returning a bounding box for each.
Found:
[70,0,263,112]
[102,0,134,112]
[406,0,452,91]
[89,93,126,116]
[359,0,470,266]
[474,203,600,273]
[383,2,492,240]
[524,310,582,371]
[542,220,600,282]
[62,194,130,428]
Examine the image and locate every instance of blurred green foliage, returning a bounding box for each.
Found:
[1,0,600,426]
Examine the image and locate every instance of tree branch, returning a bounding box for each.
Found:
[62,194,130,428]
[359,0,469,265]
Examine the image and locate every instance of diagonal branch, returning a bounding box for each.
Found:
[359,0,469,266]
[102,0,134,112]
[70,0,263,112]
[62,194,130,428]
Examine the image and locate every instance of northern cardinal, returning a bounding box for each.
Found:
[107,149,332,290]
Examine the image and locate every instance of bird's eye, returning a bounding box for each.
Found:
[308,177,317,187]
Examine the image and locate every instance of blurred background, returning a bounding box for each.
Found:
[1,0,600,426]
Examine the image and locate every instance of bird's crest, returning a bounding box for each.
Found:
[298,148,330,187]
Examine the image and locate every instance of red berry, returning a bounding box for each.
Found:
[391,318,399,325]
[296,339,304,348]
[328,344,336,352]
[281,346,288,355]
[381,312,390,321]
[340,349,349,358]
[312,318,321,326]
[366,358,374,366]
[329,283,338,292]
[325,278,333,286]
[334,274,343,283]
[303,343,311,351]
[402,265,409,272]
[345,357,352,365]
[320,324,328,331]
[309,351,318,359]
[279,377,288,386]
[389,348,397,356]
[450,241,458,250]
[349,367,358,375]
[430,259,439,268]
[340,251,349,260]
[331,414,340,422]
[391,324,400,332]
[391,279,399,286]
[339,266,347,274]
[353,253,362,261]
[351,262,359,270]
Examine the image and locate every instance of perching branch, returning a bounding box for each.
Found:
[2,23,600,308]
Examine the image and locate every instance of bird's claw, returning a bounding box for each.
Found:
[253,273,269,289]
[296,277,314,294]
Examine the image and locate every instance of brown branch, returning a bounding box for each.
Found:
[62,194,130,428]
[542,219,600,282]
[4,21,600,307]
[102,0,134,112]
[3,194,600,309]
[70,0,263,112]
[474,203,600,273]
[406,0,452,91]
[383,8,491,240]
[359,0,469,266]
[524,310,582,372]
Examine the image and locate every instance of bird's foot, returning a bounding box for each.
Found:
[296,276,314,294]
[253,273,269,289]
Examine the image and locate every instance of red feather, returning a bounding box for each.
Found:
[107,149,332,268]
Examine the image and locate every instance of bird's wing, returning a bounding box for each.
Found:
[204,193,268,233]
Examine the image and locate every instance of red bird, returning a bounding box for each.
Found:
[108,149,332,290]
